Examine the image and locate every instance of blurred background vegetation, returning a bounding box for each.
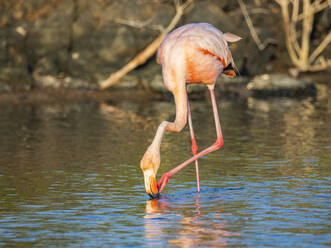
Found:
[0,0,330,95]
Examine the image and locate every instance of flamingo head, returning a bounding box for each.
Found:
[142,169,159,199]
[140,146,160,199]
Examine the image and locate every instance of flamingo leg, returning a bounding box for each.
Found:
[187,98,200,192]
[158,86,223,193]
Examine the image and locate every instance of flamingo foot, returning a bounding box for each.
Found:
[157,173,170,193]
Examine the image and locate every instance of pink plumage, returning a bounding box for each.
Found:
[157,23,240,87]
[140,23,241,198]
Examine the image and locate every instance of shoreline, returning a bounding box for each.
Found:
[0,72,329,106]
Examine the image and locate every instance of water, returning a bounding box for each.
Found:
[0,95,330,247]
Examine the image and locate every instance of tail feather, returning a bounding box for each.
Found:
[223,32,242,43]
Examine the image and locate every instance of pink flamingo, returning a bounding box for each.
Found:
[140,23,241,199]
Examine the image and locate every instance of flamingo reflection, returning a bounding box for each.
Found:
[143,194,240,247]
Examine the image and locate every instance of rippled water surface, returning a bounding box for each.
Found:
[0,95,330,247]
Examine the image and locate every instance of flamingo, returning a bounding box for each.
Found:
[140,23,241,199]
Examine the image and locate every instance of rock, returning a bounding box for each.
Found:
[67,0,171,84]
[247,73,317,97]
[221,75,249,87]
[149,74,166,93]
[0,0,327,95]
[34,74,62,89]
[0,67,32,92]
[217,75,250,97]
[0,0,263,92]
[33,72,95,90]
[0,81,11,92]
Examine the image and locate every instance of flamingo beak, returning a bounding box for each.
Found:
[143,173,160,199]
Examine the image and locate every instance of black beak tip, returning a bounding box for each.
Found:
[148,192,160,200]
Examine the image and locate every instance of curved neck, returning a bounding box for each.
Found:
[151,121,169,150]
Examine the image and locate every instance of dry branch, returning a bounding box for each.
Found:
[0,0,62,28]
[26,0,62,21]
[237,0,277,50]
[112,18,164,32]
[275,0,331,72]
[309,32,331,64]
[99,0,193,90]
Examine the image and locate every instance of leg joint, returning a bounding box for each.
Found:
[191,138,198,154]
[213,137,224,150]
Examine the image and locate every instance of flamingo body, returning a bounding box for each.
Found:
[141,23,241,198]
[158,23,237,88]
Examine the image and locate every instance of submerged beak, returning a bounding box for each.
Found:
[144,173,160,199]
